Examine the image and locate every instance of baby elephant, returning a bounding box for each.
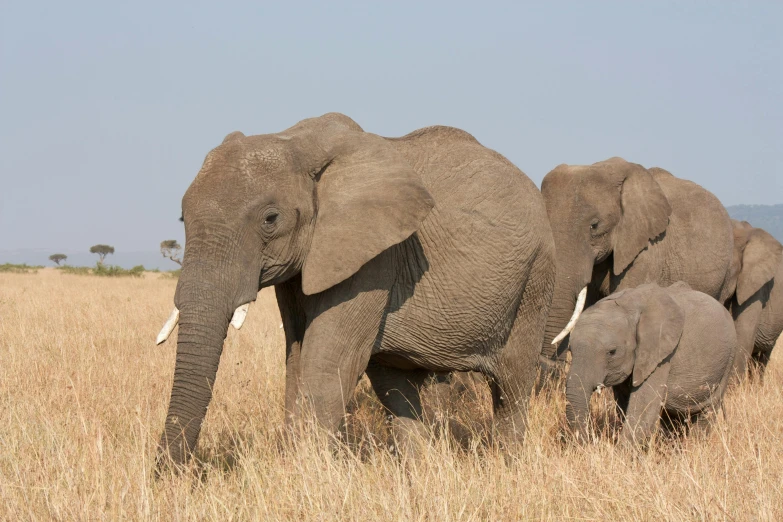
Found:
[566,282,736,444]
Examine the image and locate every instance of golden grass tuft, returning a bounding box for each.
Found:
[1,269,781,520]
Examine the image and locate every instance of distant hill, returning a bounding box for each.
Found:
[727,204,783,243]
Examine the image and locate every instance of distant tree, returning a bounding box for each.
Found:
[49,253,67,266]
[90,244,115,265]
[160,240,183,266]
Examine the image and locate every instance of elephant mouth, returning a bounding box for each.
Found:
[155,302,251,345]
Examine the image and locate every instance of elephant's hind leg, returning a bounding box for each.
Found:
[365,360,432,458]
[492,250,555,445]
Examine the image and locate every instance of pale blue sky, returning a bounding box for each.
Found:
[1,1,781,258]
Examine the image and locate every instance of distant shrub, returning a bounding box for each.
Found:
[57,265,92,275]
[165,268,182,279]
[0,263,43,274]
[57,264,146,277]
[93,264,145,278]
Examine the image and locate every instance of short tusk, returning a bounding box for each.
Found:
[230,303,250,330]
[551,286,588,345]
[156,307,180,345]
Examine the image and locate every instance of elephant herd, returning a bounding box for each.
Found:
[153,112,782,470]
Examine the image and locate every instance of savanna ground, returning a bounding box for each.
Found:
[1,269,781,521]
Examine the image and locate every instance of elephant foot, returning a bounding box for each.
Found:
[387,416,430,461]
[491,411,527,454]
[686,411,718,440]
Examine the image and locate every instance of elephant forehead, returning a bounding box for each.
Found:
[575,304,628,333]
[190,144,292,195]
[570,324,614,350]
[577,168,622,193]
[238,136,291,169]
[545,167,616,199]
[206,141,288,173]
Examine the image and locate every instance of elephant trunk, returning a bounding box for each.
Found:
[538,240,595,388]
[541,293,581,358]
[157,275,235,467]
[565,369,600,443]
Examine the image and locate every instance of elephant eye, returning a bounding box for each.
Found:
[608,348,617,356]
[590,221,599,230]
[264,212,279,225]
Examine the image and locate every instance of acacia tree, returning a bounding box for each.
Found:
[160,240,183,266]
[90,244,115,265]
[49,253,67,266]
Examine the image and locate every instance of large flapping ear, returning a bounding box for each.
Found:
[298,116,435,295]
[627,284,685,387]
[604,159,672,275]
[736,226,783,305]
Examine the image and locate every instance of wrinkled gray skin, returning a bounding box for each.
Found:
[158,113,555,466]
[566,283,736,445]
[538,158,734,386]
[724,219,783,381]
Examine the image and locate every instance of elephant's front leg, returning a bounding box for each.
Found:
[293,277,390,435]
[276,279,307,425]
[621,363,671,446]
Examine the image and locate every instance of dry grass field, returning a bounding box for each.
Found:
[1,269,781,521]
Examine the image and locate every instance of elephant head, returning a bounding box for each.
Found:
[156,113,434,465]
[565,283,685,440]
[539,157,672,375]
[727,220,782,306]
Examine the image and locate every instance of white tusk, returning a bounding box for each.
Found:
[156,307,180,345]
[551,286,588,345]
[230,303,250,330]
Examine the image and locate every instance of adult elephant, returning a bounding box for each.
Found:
[155,113,555,467]
[538,157,734,384]
[724,219,783,380]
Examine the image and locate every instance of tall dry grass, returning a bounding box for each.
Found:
[0,269,781,521]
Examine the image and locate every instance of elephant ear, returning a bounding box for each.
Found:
[610,161,672,275]
[630,285,685,387]
[736,227,783,305]
[301,129,435,295]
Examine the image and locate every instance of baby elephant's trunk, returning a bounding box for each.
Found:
[565,370,599,442]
